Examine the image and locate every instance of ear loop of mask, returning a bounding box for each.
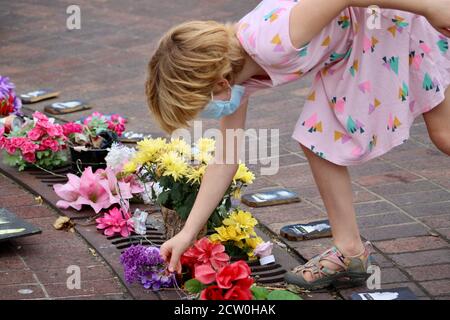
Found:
[210,83,232,102]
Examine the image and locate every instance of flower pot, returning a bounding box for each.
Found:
[161,206,207,240]
[69,146,108,173]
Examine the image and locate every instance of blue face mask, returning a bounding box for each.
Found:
[200,84,246,119]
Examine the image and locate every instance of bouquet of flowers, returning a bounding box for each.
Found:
[0,76,21,117]
[63,111,127,150]
[0,111,67,170]
[122,137,254,228]
[183,237,301,300]
[120,245,174,290]
[209,209,264,258]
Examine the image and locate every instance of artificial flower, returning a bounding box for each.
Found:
[216,260,252,289]
[233,163,255,184]
[158,151,188,181]
[96,207,134,237]
[222,278,254,300]
[200,285,224,300]
[181,237,230,273]
[105,143,136,171]
[254,241,273,258]
[120,245,174,291]
[195,264,217,285]
[0,76,21,116]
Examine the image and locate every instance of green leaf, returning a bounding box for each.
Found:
[251,286,269,300]
[176,205,190,220]
[158,190,170,205]
[184,279,204,294]
[267,290,302,300]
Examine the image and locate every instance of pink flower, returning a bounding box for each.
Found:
[195,264,217,285]
[54,173,82,210]
[98,167,134,206]
[20,141,38,155]
[45,124,63,137]
[22,152,36,163]
[254,242,273,258]
[96,207,134,237]
[41,137,60,152]
[74,167,111,213]
[27,127,44,141]
[62,122,83,136]
[32,111,48,122]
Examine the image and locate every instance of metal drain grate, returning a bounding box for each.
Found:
[0,160,302,299]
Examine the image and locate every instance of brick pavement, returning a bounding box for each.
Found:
[1,0,449,300]
[0,174,131,300]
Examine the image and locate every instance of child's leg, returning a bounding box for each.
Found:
[300,144,364,280]
[423,87,450,155]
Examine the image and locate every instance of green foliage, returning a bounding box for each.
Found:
[184,279,205,294]
[251,286,270,300]
[267,290,302,300]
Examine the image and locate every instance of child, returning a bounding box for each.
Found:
[147,0,450,290]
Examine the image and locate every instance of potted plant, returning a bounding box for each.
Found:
[0,111,67,171]
[0,76,22,118]
[63,112,126,172]
[121,137,255,239]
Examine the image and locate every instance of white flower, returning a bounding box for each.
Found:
[105,143,136,171]
[140,182,163,205]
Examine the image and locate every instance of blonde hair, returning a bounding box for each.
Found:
[146,20,246,133]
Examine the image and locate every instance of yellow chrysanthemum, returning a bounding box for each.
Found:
[186,165,206,185]
[196,138,215,154]
[233,163,255,185]
[122,160,138,174]
[232,188,241,200]
[210,225,248,243]
[135,137,168,164]
[167,138,191,157]
[158,151,188,181]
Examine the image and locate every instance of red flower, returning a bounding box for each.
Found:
[223,280,254,300]
[181,237,230,274]
[200,286,224,300]
[195,264,217,285]
[41,137,60,152]
[216,260,252,289]
[27,127,44,141]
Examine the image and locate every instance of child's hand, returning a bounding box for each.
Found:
[160,230,196,274]
[423,0,450,37]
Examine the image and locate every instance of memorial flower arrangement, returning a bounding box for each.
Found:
[182,237,301,300]
[121,137,255,228]
[209,209,264,258]
[63,111,127,150]
[0,76,21,116]
[53,166,143,213]
[120,245,174,290]
[0,111,67,170]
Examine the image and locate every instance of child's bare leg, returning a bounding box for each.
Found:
[300,144,364,280]
[423,87,450,155]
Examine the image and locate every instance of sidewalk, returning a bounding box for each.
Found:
[0,0,449,300]
[0,174,131,300]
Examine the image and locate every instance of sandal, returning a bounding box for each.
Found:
[284,241,373,290]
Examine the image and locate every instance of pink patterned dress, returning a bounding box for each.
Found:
[236,0,450,165]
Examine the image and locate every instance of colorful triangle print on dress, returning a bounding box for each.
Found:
[398,82,409,102]
[363,35,379,53]
[358,81,372,94]
[338,15,351,29]
[322,36,331,47]
[264,8,287,23]
[369,135,377,152]
[369,98,381,114]
[330,96,346,113]
[307,91,316,101]
[382,56,400,75]
[423,72,440,92]
[271,34,285,52]
[437,35,449,55]
[347,116,365,134]
[387,113,402,132]
[409,51,423,70]
[349,60,359,77]
[334,131,352,144]
[302,113,323,133]
[419,40,432,55]
[388,16,409,37]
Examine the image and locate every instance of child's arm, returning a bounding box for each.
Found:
[349,0,450,37]
[289,0,450,50]
[160,99,249,273]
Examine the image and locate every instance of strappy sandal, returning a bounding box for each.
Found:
[284,241,373,290]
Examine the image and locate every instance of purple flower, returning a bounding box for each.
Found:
[120,245,175,291]
[0,76,22,116]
